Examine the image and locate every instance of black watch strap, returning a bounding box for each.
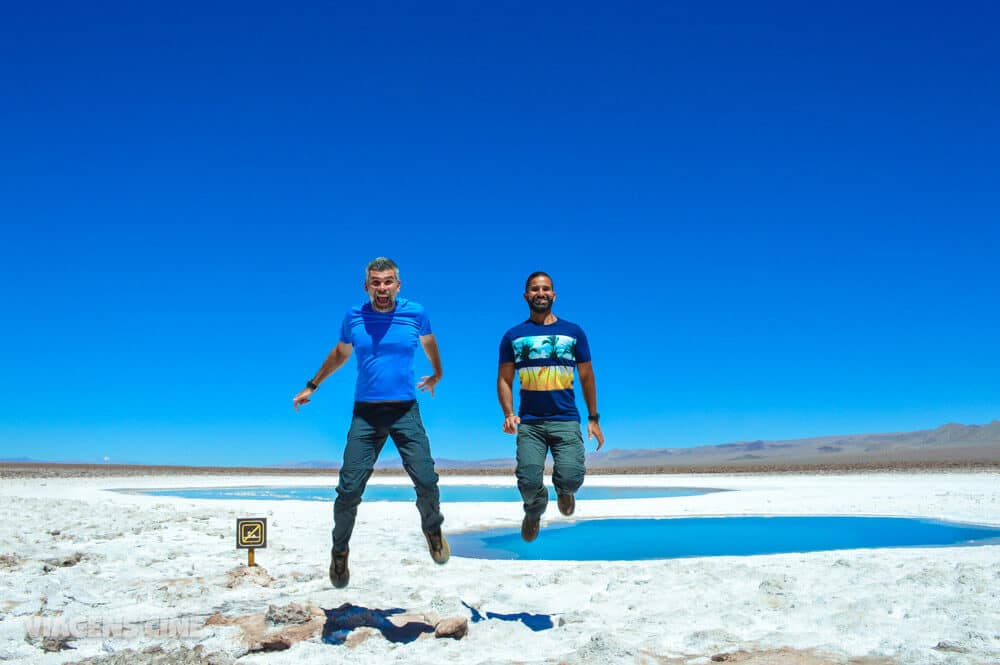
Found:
[306,380,319,391]
[588,413,600,423]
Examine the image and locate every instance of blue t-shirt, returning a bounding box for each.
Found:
[339,297,432,402]
[498,318,591,422]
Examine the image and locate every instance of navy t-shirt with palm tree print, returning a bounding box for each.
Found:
[498,319,591,422]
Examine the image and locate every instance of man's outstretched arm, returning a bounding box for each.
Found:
[497,362,520,434]
[417,334,443,396]
[293,341,353,411]
[577,361,605,450]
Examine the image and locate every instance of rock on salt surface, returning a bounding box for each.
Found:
[0,471,998,664]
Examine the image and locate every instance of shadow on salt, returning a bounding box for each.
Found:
[461,601,553,631]
[322,602,553,645]
[322,604,433,645]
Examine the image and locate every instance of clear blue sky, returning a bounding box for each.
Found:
[2,1,998,466]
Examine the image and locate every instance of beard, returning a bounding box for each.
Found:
[528,296,552,313]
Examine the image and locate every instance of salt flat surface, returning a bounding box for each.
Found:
[1,472,998,664]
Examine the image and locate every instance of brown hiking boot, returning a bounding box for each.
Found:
[329,548,349,588]
[521,515,540,542]
[424,528,450,564]
[557,493,575,516]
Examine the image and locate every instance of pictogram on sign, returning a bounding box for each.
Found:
[236,518,267,549]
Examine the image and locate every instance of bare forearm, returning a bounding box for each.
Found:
[580,373,598,417]
[497,364,520,434]
[497,379,516,415]
[425,346,443,378]
[420,335,443,378]
[312,345,350,385]
[497,363,518,416]
[293,343,351,411]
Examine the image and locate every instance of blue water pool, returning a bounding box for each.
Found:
[136,485,722,502]
[448,516,1000,560]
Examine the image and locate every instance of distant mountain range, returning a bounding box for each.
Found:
[6,420,997,471]
[582,420,1000,469]
[270,419,1000,470]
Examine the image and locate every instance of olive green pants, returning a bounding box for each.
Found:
[515,420,585,518]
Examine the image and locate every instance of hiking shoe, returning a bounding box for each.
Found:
[329,548,349,588]
[521,515,540,542]
[557,493,575,516]
[424,528,450,564]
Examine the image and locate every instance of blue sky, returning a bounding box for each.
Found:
[2,1,998,466]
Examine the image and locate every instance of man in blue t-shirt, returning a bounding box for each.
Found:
[293,257,448,588]
[497,271,605,542]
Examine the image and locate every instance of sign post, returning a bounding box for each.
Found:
[236,518,267,566]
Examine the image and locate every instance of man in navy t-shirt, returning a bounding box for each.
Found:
[293,257,448,588]
[498,271,605,542]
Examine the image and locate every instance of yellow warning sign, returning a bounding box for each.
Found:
[236,518,267,549]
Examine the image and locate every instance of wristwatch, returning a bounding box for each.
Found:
[588,413,600,424]
[306,380,319,391]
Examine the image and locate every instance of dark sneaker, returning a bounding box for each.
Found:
[329,548,349,588]
[557,493,575,516]
[521,515,540,542]
[424,528,450,564]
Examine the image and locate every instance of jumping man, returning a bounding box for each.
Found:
[497,271,605,542]
[293,257,449,588]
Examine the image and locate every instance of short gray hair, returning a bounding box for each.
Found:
[365,256,400,280]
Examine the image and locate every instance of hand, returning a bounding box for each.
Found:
[293,388,314,412]
[502,413,521,434]
[588,421,605,451]
[417,374,441,397]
